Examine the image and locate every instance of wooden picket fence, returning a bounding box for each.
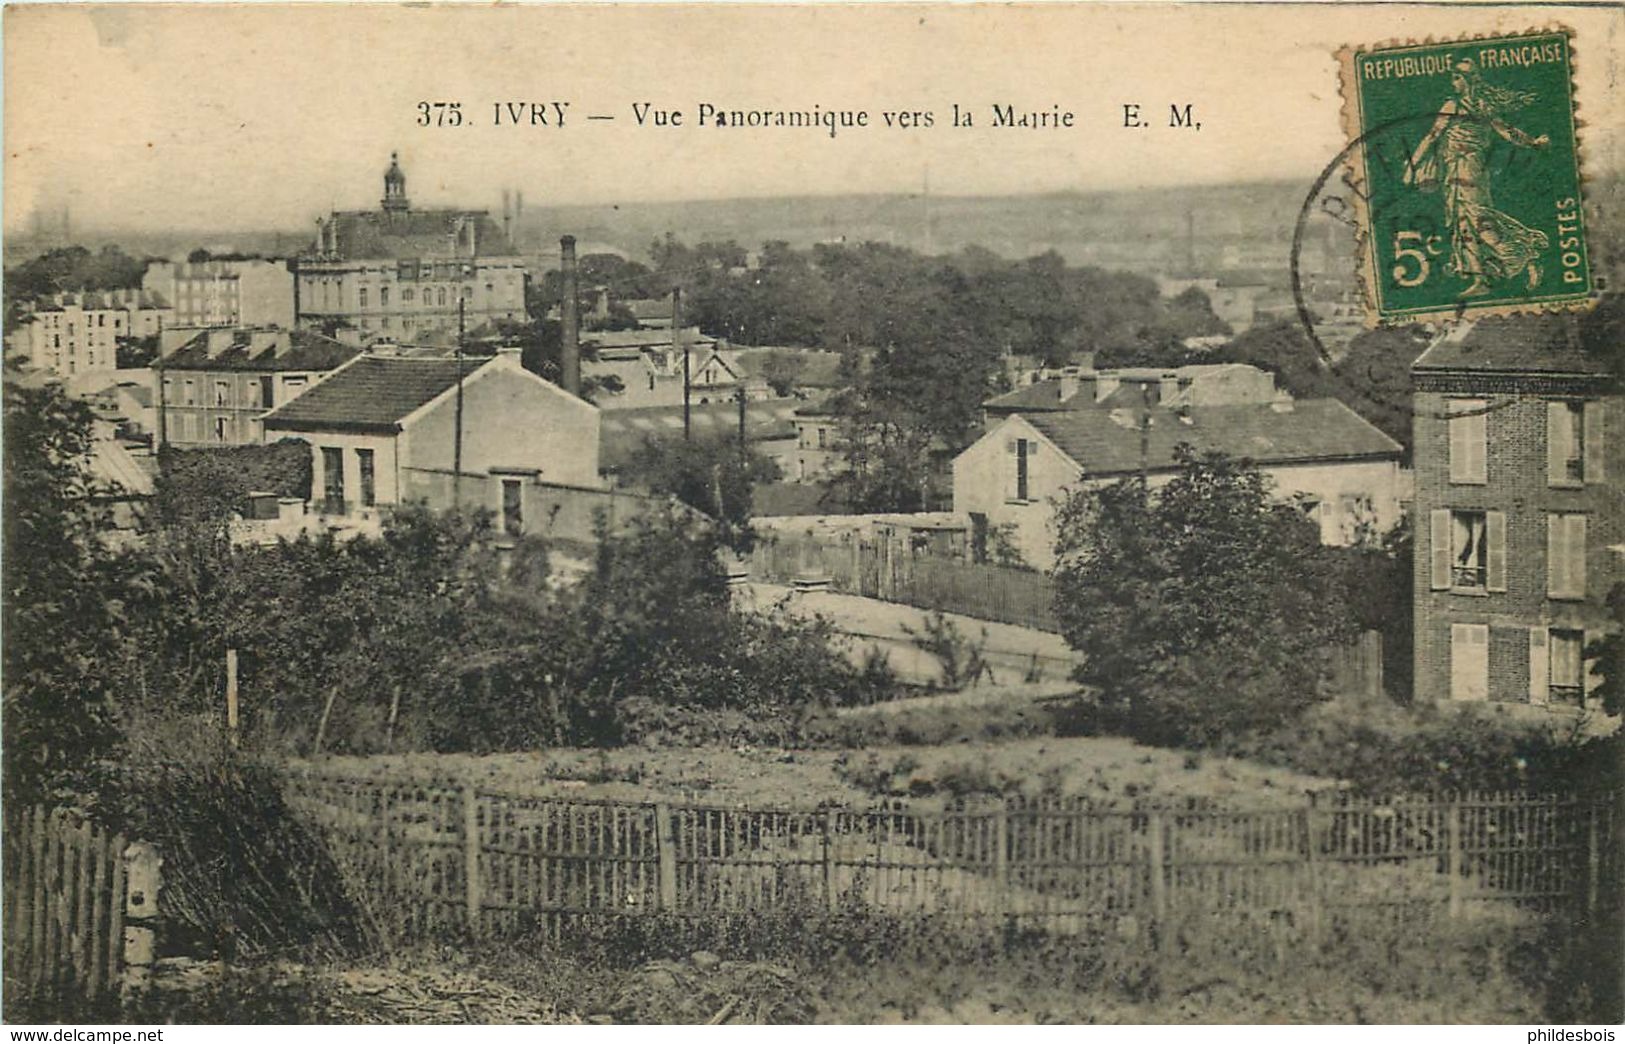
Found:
[751,536,1059,632]
[3,808,130,1006]
[278,769,1618,947]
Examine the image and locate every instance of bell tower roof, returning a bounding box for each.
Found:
[381,151,409,212]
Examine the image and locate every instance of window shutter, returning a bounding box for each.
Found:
[1528,628,1549,705]
[1467,409,1487,483]
[1462,404,1475,481]
[1451,624,1489,701]
[1430,510,1452,590]
[1568,515,1587,598]
[1547,401,1568,486]
[1547,515,1566,598]
[1584,401,1606,484]
[1485,511,1508,592]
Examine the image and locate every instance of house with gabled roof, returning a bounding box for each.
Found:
[954,398,1404,569]
[260,350,601,530]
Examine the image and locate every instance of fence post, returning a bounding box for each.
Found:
[1147,811,1167,945]
[993,802,1010,896]
[120,841,162,1001]
[1586,799,1600,919]
[821,809,837,910]
[1299,805,1321,946]
[654,804,678,912]
[1446,799,1462,920]
[462,785,482,936]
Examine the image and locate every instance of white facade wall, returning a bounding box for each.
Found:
[953,415,1404,570]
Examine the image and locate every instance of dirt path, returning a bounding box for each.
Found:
[735,582,1080,687]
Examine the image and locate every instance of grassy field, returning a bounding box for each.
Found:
[296,683,1333,810]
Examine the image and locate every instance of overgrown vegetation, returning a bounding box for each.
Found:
[2,380,895,808]
[154,439,313,526]
[1053,448,1359,749]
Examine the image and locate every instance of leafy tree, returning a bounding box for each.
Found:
[1584,583,1624,717]
[1052,448,1358,748]
[116,334,159,369]
[2,375,127,801]
[613,431,781,551]
[154,440,312,527]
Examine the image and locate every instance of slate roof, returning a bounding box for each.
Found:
[89,440,156,498]
[161,329,361,373]
[261,355,487,433]
[30,289,169,312]
[1412,315,1616,375]
[1021,398,1400,477]
[729,348,853,389]
[984,381,1075,412]
[314,209,514,260]
[600,399,801,471]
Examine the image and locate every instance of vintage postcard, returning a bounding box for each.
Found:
[2,1,1620,1031]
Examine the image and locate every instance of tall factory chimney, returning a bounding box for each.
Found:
[560,235,581,397]
[501,189,512,246]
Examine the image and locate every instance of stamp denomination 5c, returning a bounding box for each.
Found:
[1337,29,1592,323]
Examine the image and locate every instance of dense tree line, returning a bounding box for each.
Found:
[2,381,889,805]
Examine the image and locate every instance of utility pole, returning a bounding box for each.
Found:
[1138,381,1153,499]
[674,287,690,440]
[153,315,167,452]
[737,385,748,467]
[453,297,466,508]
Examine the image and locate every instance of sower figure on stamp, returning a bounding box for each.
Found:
[1403,59,1551,297]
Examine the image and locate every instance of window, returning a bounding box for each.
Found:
[438,288,447,307]
[1549,401,1584,485]
[1447,398,1488,484]
[1548,629,1585,706]
[260,375,275,408]
[501,479,523,536]
[321,447,345,513]
[1547,514,1587,599]
[183,380,196,406]
[817,427,827,449]
[1450,623,1489,702]
[214,417,227,441]
[359,287,369,308]
[1548,400,1606,486]
[357,449,376,509]
[215,381,230,407]
[403,289,415,304]
[380,287,391,307]
[1006,437,1036,502]
[1428,509,1506,592]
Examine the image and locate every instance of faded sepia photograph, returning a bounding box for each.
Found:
[1,2,1621,1026]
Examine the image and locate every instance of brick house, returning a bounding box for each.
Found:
[1411,316,1622,708]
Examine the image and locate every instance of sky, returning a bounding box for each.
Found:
[4,3,1622,234]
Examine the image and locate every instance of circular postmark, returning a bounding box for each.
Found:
[1291,111,1472,367]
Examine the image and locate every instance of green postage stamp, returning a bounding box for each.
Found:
[1338,29,1592,322]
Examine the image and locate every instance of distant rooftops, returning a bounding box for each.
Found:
[261,354,493,433]
[985,363,1276,412]
[1020,398,1401,477]
[160,328,360,373]
[26,288,170,313]
[1413,315,1617,376]
[599,399,801,471]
